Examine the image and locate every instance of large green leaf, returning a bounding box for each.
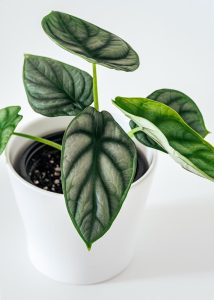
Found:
[23,55,93,117]
[114,97,214,181]
[148,89,209,137]
[130,89,209,152]
[0,106,22,154]
[42,11,139,72]
[61,107,137,249]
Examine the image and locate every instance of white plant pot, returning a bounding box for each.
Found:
[5,116,157,284]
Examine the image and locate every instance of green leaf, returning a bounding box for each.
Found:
[42,11,139,72]
[61,107,137,249]
[0,106,22,154]
[148,89,209,137]
[23,55,93,117]
[129,89,209,152]
[114,97,214,181]
[129,120,167,153]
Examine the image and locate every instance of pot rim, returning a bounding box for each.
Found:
[5,117,157,198]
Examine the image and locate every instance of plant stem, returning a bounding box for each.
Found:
[13,132,62,151]
[127,126,142,138]
[92,63,99,111]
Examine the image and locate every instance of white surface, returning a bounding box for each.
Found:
[5,117,156,284]
[0,0,214,298]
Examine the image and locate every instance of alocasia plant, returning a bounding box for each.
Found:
[1,11,214,249]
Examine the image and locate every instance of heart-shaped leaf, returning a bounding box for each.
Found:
[130,89,209,152]
[23,55,93,117]
[0,106,22,154]
[114,97,214,181]
[42,11,139,72]
[61,107,137,249]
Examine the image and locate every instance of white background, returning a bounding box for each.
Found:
[0,0,214,299]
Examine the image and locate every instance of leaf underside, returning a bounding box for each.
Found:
[0,106,22,154]
[42,11,139,72]
[61,107,137,248]
[114,97,214,181]
[130,89,209,152]
[130,120,167,153]
[23,55,93,117]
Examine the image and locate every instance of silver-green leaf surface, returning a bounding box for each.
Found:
[0,106,22,154]
[61,107,137,249]
[42,11,139,72]
[114,97,214,181]
[23,55,93,117]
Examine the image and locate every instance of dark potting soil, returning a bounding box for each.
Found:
[15,131,149,194]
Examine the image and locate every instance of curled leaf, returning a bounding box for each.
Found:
[114,97,214,181]
[148,89,209,137]
[129,120,166,153]
[130,89,209,152]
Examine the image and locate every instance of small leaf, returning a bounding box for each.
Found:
[114,97,214,181]
[23,55,93,117]
[42,11,139,72]
[148,89,209,137]
[61,107,137,248]
[0,106,22,154]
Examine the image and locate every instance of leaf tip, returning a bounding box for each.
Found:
[205,129,211,136]
[86,243,92,251]
[41,11,52,28]
[113,96,120,102]
[14,105,21,110]
[24,53,32,60]
[8,106,22,114]
[42,10,57,22]
[112,96,124,107]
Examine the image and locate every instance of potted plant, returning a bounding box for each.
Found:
[1,11,214,284]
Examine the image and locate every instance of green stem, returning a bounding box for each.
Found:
[127,127,142,138]
[92,63,99,111]
[13,132,62,151]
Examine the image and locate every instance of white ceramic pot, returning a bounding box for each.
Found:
[5,116,157,284]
